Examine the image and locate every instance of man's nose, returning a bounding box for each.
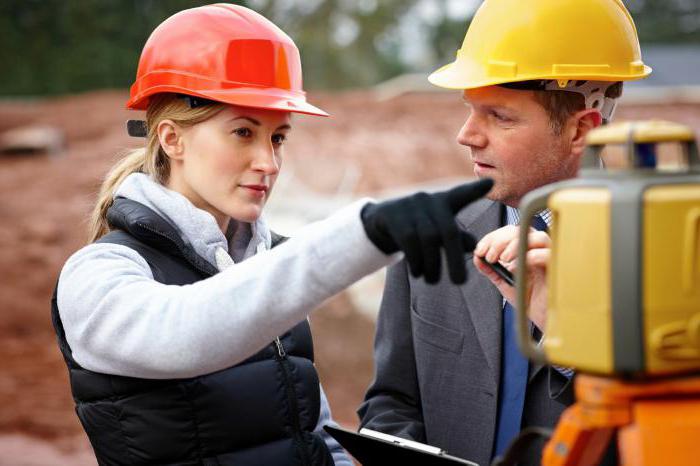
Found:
[456,114,487,149]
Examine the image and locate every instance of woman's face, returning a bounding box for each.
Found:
[164,105,291,229]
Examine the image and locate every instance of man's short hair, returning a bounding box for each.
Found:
[534,81,624,134]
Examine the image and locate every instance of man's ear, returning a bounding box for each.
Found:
[569,109,603,157]
[157,119,184,161]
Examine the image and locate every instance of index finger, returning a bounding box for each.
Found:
[446,178,494,214]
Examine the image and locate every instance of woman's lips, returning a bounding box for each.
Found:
[240,184,268,197]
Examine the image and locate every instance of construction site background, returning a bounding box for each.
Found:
[0,86,699,465]
[1,1,699,464]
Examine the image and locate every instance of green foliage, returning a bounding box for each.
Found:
[629,0,700,43]
[0,0,419,95]
[0,0,697,97]
[0,0,238,96]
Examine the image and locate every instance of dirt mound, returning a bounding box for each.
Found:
[1,89,698,462]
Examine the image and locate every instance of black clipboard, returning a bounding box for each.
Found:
[324,425,480,466]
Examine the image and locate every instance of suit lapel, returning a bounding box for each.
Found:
[456,199,504,388]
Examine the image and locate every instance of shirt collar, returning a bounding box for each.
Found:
[506,205,552,227]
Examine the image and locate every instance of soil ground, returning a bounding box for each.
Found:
[0,90,697,465]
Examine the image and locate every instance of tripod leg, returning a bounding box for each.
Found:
[542,404,615,466]
[618,398,700,466]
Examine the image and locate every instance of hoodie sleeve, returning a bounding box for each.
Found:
[58,199,400,378]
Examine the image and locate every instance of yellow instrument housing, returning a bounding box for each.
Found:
[518,120,700,378]
[545,188,613,374]
[543,181,700,376]
[644,185,700,374]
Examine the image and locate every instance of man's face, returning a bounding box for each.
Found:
[458,86,580,207]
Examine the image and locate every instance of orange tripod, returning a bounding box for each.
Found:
[541,374,700,466]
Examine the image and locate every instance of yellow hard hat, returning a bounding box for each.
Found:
[429,0,652,90]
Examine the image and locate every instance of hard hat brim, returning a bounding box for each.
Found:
[428,60,653,90]
[202,88,329,117]
[127,86,329,117]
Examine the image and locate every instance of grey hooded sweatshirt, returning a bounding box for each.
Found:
[57,173,400,465]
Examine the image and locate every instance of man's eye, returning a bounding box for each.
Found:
[233,128,252,137]
[492,111,512,122]
[272,133,287,145]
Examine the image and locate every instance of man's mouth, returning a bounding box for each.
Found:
[473,161,495,169]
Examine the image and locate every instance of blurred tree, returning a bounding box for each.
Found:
[0,0,239,96]
[425,0,472,67]
[628,0,700,43]
[226,0,419,89]
[0,0,697,97]
[0,0,417,96]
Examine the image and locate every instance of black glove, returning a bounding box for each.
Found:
[361,178,494,284]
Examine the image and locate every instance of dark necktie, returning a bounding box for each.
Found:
[493,214,547,458]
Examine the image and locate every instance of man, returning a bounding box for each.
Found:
[358,1,651,465]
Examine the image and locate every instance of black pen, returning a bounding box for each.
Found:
[480,258,515,287]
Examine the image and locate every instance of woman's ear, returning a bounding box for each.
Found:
[569,109,603,157]
[157,119,184,160]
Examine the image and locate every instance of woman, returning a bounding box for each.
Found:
[52,4,492,465]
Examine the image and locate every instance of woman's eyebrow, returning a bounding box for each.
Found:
[228,117,291,131]
[228,116,261,126]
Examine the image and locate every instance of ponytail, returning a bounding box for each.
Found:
[87,149,147,242]
[87,94,225,243]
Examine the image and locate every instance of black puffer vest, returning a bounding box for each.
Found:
[51,198,334,466]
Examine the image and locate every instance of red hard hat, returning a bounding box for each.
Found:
[126,3,328,117]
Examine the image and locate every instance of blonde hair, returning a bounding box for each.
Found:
[88,94,225,242]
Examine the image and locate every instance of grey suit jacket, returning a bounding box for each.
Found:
[358,199,575,466]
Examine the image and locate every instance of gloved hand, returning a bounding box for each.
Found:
[361,178,494,284]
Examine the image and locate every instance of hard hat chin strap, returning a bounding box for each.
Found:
[178,94,216,109]
[127,120,147,138]
[126,94,219,137]
[543,80,619,123]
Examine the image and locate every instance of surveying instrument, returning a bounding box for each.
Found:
[511,120,700,466]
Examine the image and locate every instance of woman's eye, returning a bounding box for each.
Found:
[233,127,252,138]
[272,133,287,145]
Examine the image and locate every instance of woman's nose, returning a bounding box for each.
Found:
[251,144,280,176]
[456,115,487,149]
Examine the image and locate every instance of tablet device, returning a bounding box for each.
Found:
[324,425,480,466]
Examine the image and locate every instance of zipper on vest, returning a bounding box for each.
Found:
[273,337,311,466]
[274,337,286,358]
